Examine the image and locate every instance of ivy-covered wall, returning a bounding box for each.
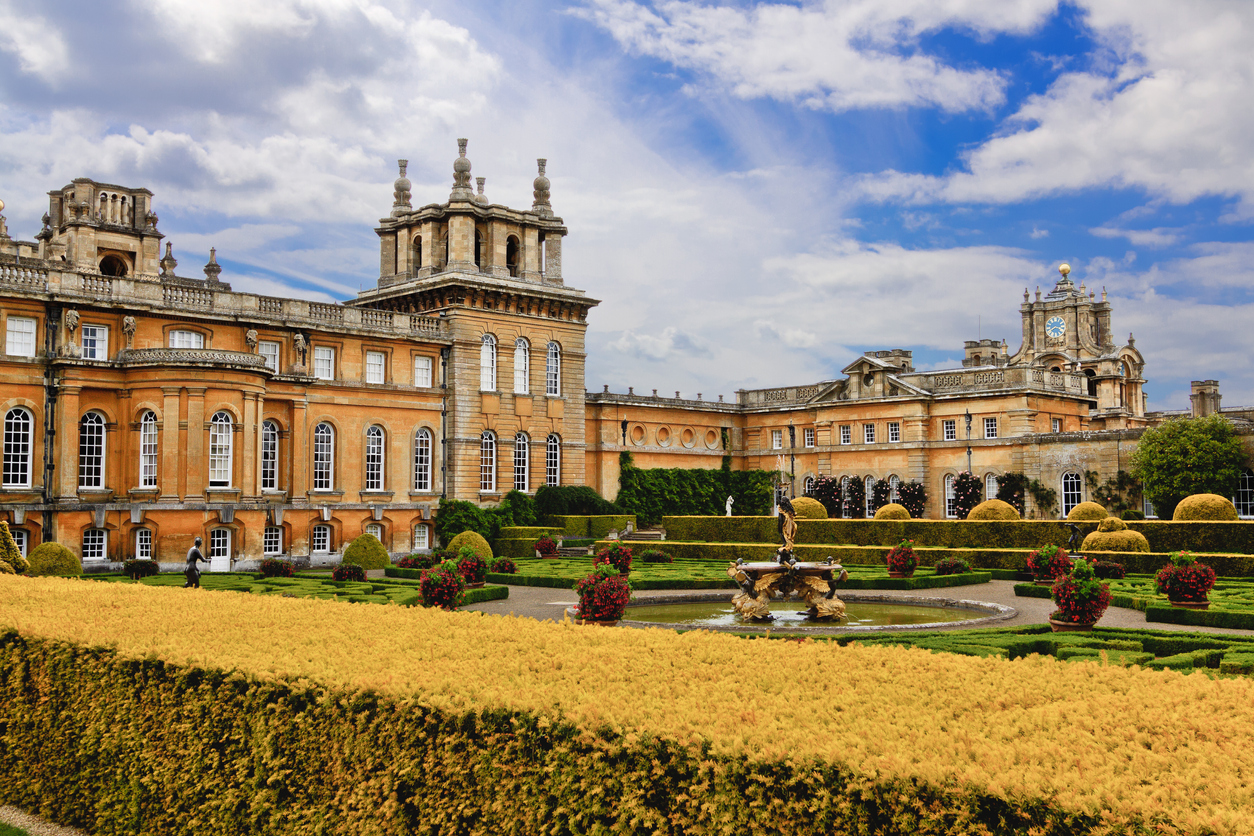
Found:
[615,453,775,526]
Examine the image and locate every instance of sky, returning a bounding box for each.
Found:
[1,0,1251,411]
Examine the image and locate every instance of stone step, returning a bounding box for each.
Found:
[556,546,591,556]
[622,530,665,541]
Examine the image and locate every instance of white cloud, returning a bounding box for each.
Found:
[1090,226,1181,247]
[0,3,69,82]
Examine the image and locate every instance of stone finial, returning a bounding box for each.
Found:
[203,247,222,282]
[1023,288,1029,302]
[36,212,51,241]
[451,138,473,200]
[145,211,158,230]
[0,197,7,240]
[1128,332,1135,347]
[392,159,412,217]
[1102,286,1108,301]
[532,158,551,216]
[475,177,488,206]
[159,242,178,278]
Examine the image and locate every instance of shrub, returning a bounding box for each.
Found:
[873,503,911,520]
[843,478,866,519]
[258,558,294,578]
[495,490,538,527]
[1051,557,1111,625]
[933,557,970,575]
[574,564,631,622]
[967,499,1020,521]
[0,522,28,574]
[614,451,772,525]
[332,564,366,582]
[884,540,917,575]
[536,484,621,517]
[533,536,558,557]
[397,554,438,570]
[434,499,494,544]
[953,472,982,520]
[342,533,391,570]
[1156,551,1217,602]
[1173,493,1239,522]
[995,472,1029,515]
[1067,501,1108,521]
[869,479,893,515]
[124,559,160,580]
[1081,517,1150,553]
[27,542,81,577]
[490,557,517,574]
[1120,510,1146,521]
[791,497,827,519]
[446,530,493,563]
[420,559,466,610]
[640,549,673,564]
[896,482,927,519]
[810,476,843,517]
[594,542,633,575]
[1089,559,1126,580]
[456,547,487,585]
[1026,544,1071,581]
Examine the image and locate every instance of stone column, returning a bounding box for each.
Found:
[543,233,562,281]
[57,386,81,499]
[290,400,308,497]
[185,387,206,500]
[160,387,182,500]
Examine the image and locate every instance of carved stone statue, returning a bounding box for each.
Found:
[122,316,136,336]
[64,309,80,332]
[184,537,208,588]
[293,333,307,364]
[245,329,258,349]
[776,496,797,562]
[725,495,734,516]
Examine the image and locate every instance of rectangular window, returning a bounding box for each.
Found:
[81,325,108,361]
[771,429,783,450]
[888,422,901,443]
[863,424,875,444]
[839,425,851,445]
[259,341,280,373]
[83,529,107,561]
[1143,495,1156,519]
[414,356,432,387]
[5,316,36,357]
[1052,418,1062,433]
[11,529,26,558]
[804,428,815,448]
[365,523,383,543]
[264,527,282,555]
[365,351,386,384]
[169,330,204,349]
[311,525,330,553]
[135,528,152,560]
[984,417,998,439]
[943,419,956,441]
[413,525,429,551]
[313,346,335,380]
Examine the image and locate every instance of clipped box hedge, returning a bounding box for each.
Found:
[496,526,563,540]
[544,514,636,539]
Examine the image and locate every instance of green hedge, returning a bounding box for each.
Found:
[497,526,562,540]
[1145,606,1254,631]
[494,539,544,558]
[544,515,636,539]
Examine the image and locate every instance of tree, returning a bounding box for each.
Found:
[843,478,866,519]
[896,481,927,518]
[809,476,842,518]
[995,472,1029,515]
[870,479,893,514]
[1131,415,1246,520]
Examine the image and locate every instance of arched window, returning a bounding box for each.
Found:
[99,254,128,277]
[474,228,482,269]
[209,411,233,487]
[1085,368,1098,398]
[3,407,33,488]
[480,431,496,492]
[365,425,384,490]
[313,423,334,490]
[413,428,432,491]
[514,432,529,492]
[546,342,561,396]
[1235,469,1254,518]
[480,334,497,391]
[944,474,957,519]
[546,434,561,486]
[138,411,158,488]
[840,476,850,517]
[261,420,278,490]
[412,235,422,269]
[888,474,900,503]
[513,338,530,394]
[1061,471,1083,518]
[865,476,876,517]
[506,235,520,277]
[985,473,998,501]
[803,476,816,495]
[79,412,105,489]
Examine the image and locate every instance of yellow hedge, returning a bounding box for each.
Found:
[967,499,1020,521]
[1067,501,1108,521]
[1174,493,1240,521]
[790,497,827,519]
[1,577,1254,835]
[873,503,910,520]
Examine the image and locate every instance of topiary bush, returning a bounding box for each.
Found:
[27,542,81,577]
[446,530,493,562]
[1172,494,1239,522]
[332,563,366,582]
[1067,501,1108,521]
[1082,517,1150,553]
[967,499,1020,521]
[873,503,911,520]
[791,497,828,519]
[0,522,29,574]
[341,533,391,570]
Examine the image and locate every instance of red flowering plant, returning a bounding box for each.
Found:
[933,556,970,576]
[259,558,294,578]
[490,557,517,574]
[534,536,559,557]
[1156,551,1217,603]
[573,564,632,623]
[397,553,439,570]
[332,563,366,582]
[420,559,466,610]
[1050,557,1111,625]
[884,540,917,575]
[594,542,633,575]
[454,546,487,586]
[1026,544,1071,582]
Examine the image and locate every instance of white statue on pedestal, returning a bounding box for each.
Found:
[725,495,734,516]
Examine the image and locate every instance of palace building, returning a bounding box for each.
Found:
[0,141,1249,568]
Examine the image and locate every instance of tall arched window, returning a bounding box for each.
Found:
[546,434,561,486]
[209,411,233,487]
[139,411,158,488]
[480,431,496,492]
[888,474,900,503]
[313,422,334,490]
[412,235,422,269]
[546,342,561,396]
[3,407,33,488]
[480,334,497,391]
[514,432,529,492]
[944,474,957,519]
[261,420,278,490]
[1235,468,1254,518]
[365,425,384,490]
[840,476,850,517]
[803,476,815,495]
[864,476,876,517]
[1061,472,1082,518]
[513,338,530,394]
[985,473,998,501]
[506,235,520,277]
[413,428,432,491]
[79,412,105,489]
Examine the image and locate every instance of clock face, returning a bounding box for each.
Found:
[1046,316,1066,339]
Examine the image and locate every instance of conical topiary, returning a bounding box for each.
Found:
[0,522,28,574]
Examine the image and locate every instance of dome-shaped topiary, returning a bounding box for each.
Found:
[0,522,29,574]
[873,503,911,520]
[791,497,828,519]
[967,499,1021,521]
[1172,493,1239,521]
[1067,501,1108,521]
[446,530,493,562]
[27,542,82,577]
[1082,516,1150,553]
[341,533,391,570]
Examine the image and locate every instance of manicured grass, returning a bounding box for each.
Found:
[0,823,27,836]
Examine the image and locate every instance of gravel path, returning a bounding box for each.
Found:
[0,806,86,836]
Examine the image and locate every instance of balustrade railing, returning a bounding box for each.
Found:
[163,284,213,308]
[0,263,48,290]
[310,302,343,322]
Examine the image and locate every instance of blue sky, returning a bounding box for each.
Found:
[2,0,1251,411]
